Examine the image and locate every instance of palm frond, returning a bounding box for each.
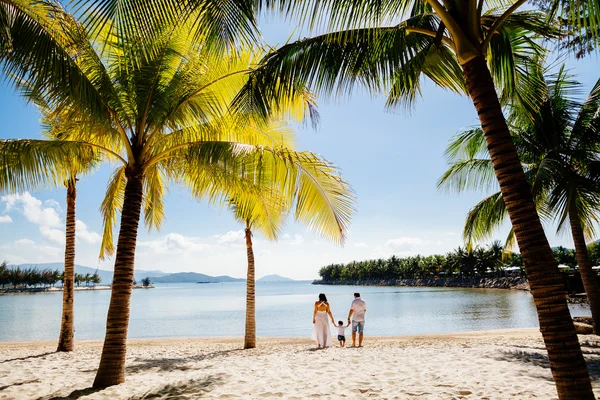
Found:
[99,166,126,259]
[0,139,98,192]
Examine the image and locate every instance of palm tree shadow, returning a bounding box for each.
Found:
[0,352,55,363]
[493,349,600,381]
[44,387,103,400]
[0,379,40,391]
[128,376,223,399]
[127,349,242,374]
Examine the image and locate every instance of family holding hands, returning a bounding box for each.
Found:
[312,292,367,348]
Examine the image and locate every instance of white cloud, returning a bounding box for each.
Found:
[353,242,368,248]
[139,233,211,253]
[215,230,245,245]
[290,234,304,245]
[384,237,424,251]
[0,215,12,223]
[2,192,62,227]
[14,238,35,246]
[1,239,62,260]
[76,220,101,244]
[44,199,62,213]
[40,225,65,245]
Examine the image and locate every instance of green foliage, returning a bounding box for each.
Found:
[439,66,600,249]
[141,277,152,287]
[319,241,522,281]
[0,263,63,288]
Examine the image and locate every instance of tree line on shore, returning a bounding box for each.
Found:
[0,262,101,289]
[319,243,600,282]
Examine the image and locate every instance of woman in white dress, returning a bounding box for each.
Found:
[312,293,335,348]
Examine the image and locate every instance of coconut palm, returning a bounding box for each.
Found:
[223,1,595,395]
[224,153,353,349]
[229,193,287,349]
[0,130,98,352]
[0,4,353,387]
[439,67,600,335]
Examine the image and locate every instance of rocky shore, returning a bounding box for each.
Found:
[312,276,530,290]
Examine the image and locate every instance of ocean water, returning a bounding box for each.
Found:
[0,282,590,341]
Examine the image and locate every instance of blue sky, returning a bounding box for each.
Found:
[0,15,599,280]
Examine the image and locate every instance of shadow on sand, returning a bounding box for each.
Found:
[128,376,223,399]
[493,345,600,381]
[39,376,223,400]
[127,349,241,374]
[0,352,56,364]
[0,379,40,391]
[45,387,104,400]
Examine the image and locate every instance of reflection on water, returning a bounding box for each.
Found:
[0,282,590,341]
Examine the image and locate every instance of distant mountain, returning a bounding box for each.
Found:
[151,272,245,283]
[257,274,294,282]
[9,263,167,284]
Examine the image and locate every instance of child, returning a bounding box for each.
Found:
[334,320,351,347]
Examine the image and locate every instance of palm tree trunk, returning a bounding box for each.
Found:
[569,204,600,334]
[244,223,256,349]
[93,169,144,388]
[461,55,593,399]
[57,177,76,352]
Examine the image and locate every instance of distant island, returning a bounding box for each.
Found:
[8,263,168,284]
[7,263,297,285]
[257,274,295,282]
[152,272,244,284]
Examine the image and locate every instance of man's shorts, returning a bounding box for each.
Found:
[352,320,365,333]
[337,335,345,341]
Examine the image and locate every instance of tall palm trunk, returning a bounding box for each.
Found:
[93,168,144,388]
[462,56,593,399]
[569,204,600,333]
[57,177,76,352]
[244,222,256,349]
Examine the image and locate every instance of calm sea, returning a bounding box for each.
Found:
[0,282,590,341]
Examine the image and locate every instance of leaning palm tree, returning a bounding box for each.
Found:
[225,2,595,396]
[439,66,600,334]
[0,5,352,387]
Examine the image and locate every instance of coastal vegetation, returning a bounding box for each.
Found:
[0,262,101,289]
[317,243,600,283]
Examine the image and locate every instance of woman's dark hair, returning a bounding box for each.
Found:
[318,293,328,302]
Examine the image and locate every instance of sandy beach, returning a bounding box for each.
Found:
[1,329,599,400]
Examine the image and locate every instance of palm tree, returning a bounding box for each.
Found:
[193,134,354,349]
[0,90,100,352]
[0,140,97,352]
[230,194,287,349]
[439,67,600,336]
[0,5,351,387]
[226,2,595,395]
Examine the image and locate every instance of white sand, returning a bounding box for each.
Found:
[1,329,600,399]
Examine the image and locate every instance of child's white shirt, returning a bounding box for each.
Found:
[336,326,347,335]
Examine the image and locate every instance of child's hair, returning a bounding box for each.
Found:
[338,320,343,325]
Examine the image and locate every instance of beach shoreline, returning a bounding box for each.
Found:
[2,328,600,399]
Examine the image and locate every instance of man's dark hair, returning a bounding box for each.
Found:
[354,292,360,298]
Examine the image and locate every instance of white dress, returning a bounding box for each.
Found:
[312,304,332,348]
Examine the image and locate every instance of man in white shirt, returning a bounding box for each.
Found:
[347,292,367,347]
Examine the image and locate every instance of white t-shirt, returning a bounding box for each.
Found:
[336,325,347,335]
[351,298,367,322]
